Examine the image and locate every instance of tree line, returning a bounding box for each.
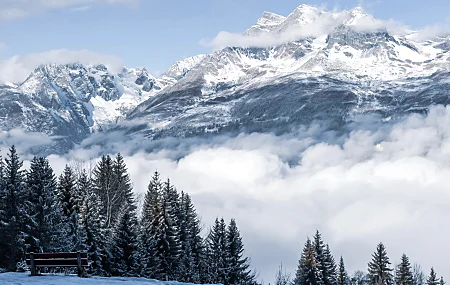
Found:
[0,146,258,284]
[275,231,445,285]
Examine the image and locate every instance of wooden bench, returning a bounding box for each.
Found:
[25,252,88,277]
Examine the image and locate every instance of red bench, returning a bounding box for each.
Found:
[25,252,88,276]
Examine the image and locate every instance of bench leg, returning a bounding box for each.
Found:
[30,253,36,276]
[77,252,82,277]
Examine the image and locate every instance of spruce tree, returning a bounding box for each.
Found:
[413,264,425,285]
[323,244,338,285]
[24,157,60,253]
[337,256,350,285]
[57,165,84,252]
[178,192,206,283]
[109,204,140,277]
[79,170,107,276]
[206,218,228,284]
[139,171,162,277]
[395,254,413,285]
[440,277,445,285]
[367,243,393,285]
[294,238,322,285]
[92,155,114,229]
[275,263,291,285]
[426,268,439,285]
[226,218,257,285]
[151,181,181,281]
[0,146,27,271]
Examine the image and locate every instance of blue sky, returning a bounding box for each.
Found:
[0,0,449,76]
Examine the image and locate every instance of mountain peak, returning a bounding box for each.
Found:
[256,11,286,26]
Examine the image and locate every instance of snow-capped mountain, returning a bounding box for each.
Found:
[2,4,450,154]
[124,5,450,140]
[0,56,204,153]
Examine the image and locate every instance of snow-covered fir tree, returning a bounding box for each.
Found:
[109,204,140,277]
[92,155,114,229]
[139,171,162,278]
[294,238,322,285]
[337,256,350,285]
[275,263,291,285]
[427,268,439,285]
[24,157,61,253]
[0,146,27,271]
[367,243,393,285]
[440,277,445,285]
[206,218,228,284]
[226,218,257,285]
[57,165,85,252]
[413,264,426,285]
[178,192,206,283]
[395,254,413,285]
[78,170,107,276]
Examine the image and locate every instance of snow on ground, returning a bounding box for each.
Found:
[0,272,217,285]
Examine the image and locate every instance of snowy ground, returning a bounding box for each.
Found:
[0,272,214,285]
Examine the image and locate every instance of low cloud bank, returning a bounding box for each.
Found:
[3,106,450,282]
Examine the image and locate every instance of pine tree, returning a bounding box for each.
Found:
[337,256,350,285]
[57,165,84,252]
[0,146,27,271]
[413,264,425,285]
[426,268,439,285]
[139,171,162,277]
[275,263,291,285]
[111,153,134,223]
[92,155,114,229]
[109,204,140,277]
[294,238,322,285]
[151,180,181,281]
[79,170,107,276]
[206,218,228,284]
[24,157,60,253]
[367,243,393,285]
[178,192,206,283]
[439,277,445,285]
[323,244,338,285]
[395,254,413,285]
[226,218,257,285]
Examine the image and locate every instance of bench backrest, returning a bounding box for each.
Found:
[25,252,88,267]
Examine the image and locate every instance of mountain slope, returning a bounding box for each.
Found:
[124,5,450,140]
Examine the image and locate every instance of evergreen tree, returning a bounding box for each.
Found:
[111,153,134,223]
[426,268,439,285]
[226,218,257,285]
[109,204,140,277]
[275,263,291,285]
[206,218,228,284]
[178,192,206,283]
[294,238,322,285]
[92,155,114,229]
[139,171,162,277]
[0,146,27,271]
[439,277,445,285]
[79,170,107,276]
[367,243,393,285]
[57,165,84,252]
[413,264,425,285]
[337,256,350,285]
[24,157,60,253]
[151,181,181,281]
[324,244,338,285]
[395,254,413,285]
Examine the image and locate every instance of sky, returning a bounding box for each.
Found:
[2,0,450,283]
[0,0,450,77]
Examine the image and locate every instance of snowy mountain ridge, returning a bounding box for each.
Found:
[1,4,450,154]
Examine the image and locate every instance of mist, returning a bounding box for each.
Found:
[3,105,450,283]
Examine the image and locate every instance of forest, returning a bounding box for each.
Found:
[0,146,257,284]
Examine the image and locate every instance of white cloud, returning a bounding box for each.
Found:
[5,106,450,283]
[0,0,140,20]
[0,49,123,84]
[200,6,423,50]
